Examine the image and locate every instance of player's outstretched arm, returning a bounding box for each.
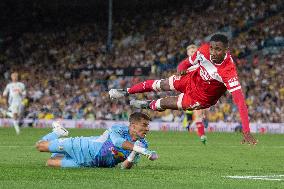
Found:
[231,89,257,145]
[177,56,195,75]
[120,151,140,169]
[122,141,158,160]
[109,128,158,160]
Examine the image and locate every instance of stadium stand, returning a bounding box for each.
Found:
[0,0,283,123]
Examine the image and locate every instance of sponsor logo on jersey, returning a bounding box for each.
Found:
[199,67,212,81]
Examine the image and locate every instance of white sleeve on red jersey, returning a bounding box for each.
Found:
[177,57,192,72]
[177,54,199,72]
[189,43,209,65]
[177,44,211,72]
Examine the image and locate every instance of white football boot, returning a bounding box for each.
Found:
[52,121,69,137]
[109,89,128,100]
[200,135,207,145]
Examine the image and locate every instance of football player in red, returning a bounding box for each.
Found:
[109,34,257,145]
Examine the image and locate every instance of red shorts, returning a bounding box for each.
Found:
[168,75,207,110]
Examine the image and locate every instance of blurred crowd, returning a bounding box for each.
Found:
[0,0,283,123]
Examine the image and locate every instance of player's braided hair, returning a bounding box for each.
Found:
[129,112,151,123]
[210,34,228,46]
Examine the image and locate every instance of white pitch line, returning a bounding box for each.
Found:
[158,145,284,148]
[225,175,284,181]
[245,178,283,181]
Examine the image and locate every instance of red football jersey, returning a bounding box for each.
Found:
[178,43,250,132]
[180,43,242,106]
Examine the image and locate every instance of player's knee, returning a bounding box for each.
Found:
[35,142,43,151]
[46,159,54,167]
[160,79,170,90]
[46,158,61,167]
[46,159,55,167]
[36,141,49,152]
[177,94,187,110]
[168,76,178,91]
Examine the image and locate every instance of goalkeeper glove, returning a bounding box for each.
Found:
[133,141,158,161]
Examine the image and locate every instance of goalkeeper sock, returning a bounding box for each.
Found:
[196,122,205,137]
[41,132,59,141]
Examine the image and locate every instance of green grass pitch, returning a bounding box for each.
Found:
[0,127,283,189]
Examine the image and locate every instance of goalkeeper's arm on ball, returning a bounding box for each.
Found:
[120,140,158,169]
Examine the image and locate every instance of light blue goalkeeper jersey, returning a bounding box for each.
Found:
[65,124,148,167]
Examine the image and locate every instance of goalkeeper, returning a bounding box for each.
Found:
[36,112,158,169]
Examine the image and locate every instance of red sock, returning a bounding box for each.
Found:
[149,99,164,111]
[196,122,205,137]
[127,80,155,94]
[149,100,158,111]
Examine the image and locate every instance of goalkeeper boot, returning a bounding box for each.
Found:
[109,89,128,100]
[200,135,207,145]
[52,121,69,137]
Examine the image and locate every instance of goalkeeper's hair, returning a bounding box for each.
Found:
[129,112,151,123]
[210,34,228,46]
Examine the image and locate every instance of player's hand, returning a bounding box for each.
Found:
[144,150,158,161]
[241,131,257,145]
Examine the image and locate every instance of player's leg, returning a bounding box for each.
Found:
[194,109,207,144]
[46,155,80,168]
[12,111,20,135]
[127,78,174,93]
[130,96,179,110]
[36,137,72,155]
[36,141,50,152]
[17,104,25,128]
[131,93,189,111]
[131,92,203,112]
[109,75,187,99]
[109,79,170,99]
[46,156,62,167]
[36,121,69,152]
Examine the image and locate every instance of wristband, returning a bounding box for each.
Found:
[127,151,136,162]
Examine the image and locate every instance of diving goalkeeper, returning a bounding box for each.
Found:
[36,112,158,169]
